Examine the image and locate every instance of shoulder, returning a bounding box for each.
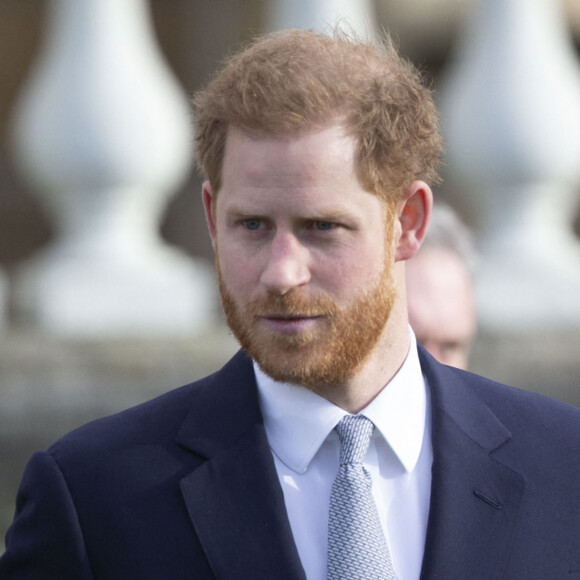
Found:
[48,349,254,460]
[467,370,580,457]
[421,348,580,477]
[454,365,580,433]
[47,380,198,462]
[420,344,580,424]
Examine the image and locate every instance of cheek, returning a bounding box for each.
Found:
[217,244,262,296]
[315,245,387,296]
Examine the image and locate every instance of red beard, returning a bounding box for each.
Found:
[217,257,397,389]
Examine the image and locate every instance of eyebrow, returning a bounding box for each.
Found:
[224,204,357,223]
[223,204,264,217]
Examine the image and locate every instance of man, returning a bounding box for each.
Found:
[1,29,580,579]
[406,203,477,369]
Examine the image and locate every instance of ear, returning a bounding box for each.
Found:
[202,181,217,250]
[394,180,433,262]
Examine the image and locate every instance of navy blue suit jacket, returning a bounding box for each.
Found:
[1,347,580,579]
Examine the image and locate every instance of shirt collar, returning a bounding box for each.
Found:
[255,328,427,475]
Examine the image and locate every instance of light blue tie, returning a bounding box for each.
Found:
[327,415,397,580]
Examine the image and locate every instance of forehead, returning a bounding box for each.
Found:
[217,125,378,212]
[222,124,356,174]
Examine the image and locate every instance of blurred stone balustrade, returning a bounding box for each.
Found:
[439,0,580,329]
[267,0,375,34]
[9,0,216,337]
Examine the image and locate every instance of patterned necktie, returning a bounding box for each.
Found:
[327,414,397,580]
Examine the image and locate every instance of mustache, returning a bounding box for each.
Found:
[246,292,339,317]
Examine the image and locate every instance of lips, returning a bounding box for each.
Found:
[262,313,320,319]
[259,314,323,333]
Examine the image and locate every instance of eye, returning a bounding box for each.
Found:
[243,219,262,231]
[314,221,336,231]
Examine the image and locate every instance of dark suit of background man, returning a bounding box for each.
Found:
[1,28,580,580]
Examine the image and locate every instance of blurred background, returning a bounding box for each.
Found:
[1,0,580,544]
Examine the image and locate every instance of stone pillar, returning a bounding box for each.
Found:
[9,0,215,337]
[266,0,375,34]
[439,0,580,329]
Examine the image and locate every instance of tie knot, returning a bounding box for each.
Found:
[335,415,374,465]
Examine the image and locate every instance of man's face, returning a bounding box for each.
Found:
[406,248,477,369]
[204,125,398,389]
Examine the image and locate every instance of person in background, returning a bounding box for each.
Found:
[406,203,477,369]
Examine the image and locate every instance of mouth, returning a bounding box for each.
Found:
[259,314,323,333]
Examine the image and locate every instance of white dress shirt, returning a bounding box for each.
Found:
[255,329,432,580]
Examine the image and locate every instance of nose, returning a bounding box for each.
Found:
[260,231,311,294]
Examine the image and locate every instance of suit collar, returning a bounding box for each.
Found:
[254,332,427,475]
[176,350,306,580]
[418,347,526,579]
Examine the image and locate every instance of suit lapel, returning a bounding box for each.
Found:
[419,348,526,579]
[176,351,306,580]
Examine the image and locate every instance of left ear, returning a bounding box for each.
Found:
[394,180,433,262]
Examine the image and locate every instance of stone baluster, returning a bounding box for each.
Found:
[439,0,580,328]
[10,0,215,337]
[266,0,375,34]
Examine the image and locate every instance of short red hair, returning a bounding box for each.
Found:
[194,28,442,202]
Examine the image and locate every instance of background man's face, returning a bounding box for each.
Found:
[406,247,476,369]
[204,125,398,388]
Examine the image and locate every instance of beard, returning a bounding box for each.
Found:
[217,246,397,390]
